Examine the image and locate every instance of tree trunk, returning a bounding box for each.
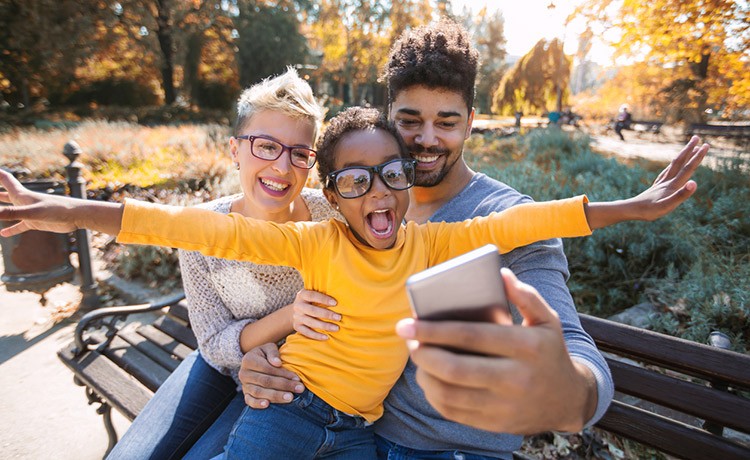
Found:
[156,0,175,105]
[184,31,204,107]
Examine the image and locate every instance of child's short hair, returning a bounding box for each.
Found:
[234,67,324,140]
[316,107,408,184]
[381,19,479,112]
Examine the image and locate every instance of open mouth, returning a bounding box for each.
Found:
[259,178,290,195]
[412,152,442,169]
[366,209,395,239]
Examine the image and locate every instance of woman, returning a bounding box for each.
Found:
[107,68,341,459]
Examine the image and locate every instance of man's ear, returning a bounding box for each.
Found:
[465,108,475,140]
[323,188,338,210]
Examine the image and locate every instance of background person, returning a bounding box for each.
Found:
[615,104,632,141]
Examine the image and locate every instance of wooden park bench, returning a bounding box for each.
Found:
[57,292,191,455]
[686,123,750,147]
[630,120,664,138]
[59,298,750,459]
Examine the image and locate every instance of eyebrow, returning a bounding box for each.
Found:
[340,153,402,169]
[394,108,463,118]
[245,133,312,148]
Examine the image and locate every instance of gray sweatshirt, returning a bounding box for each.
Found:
[374,173,614,459]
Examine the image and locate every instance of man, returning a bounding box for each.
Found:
[240,20,613,459]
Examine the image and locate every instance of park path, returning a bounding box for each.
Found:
[474,117,746,169]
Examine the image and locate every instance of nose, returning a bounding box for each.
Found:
[414,125,439,148]
[271,148,294,174]
[367,173,391,198]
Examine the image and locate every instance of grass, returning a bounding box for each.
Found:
[0,120,231,189]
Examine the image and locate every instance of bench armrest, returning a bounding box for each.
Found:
[73,292,186,356]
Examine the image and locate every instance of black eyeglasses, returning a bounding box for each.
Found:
[235,135,317,169]
[325,158,417,199]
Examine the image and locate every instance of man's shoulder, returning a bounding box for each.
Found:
[438,173,530,220]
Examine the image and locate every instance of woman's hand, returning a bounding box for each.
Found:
[292,289,340,340]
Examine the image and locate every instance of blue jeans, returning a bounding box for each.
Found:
[218,389,377,459]
[374,434,501,460]
[107,351,245,460]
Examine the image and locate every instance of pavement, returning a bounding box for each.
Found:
[0,258,133,459]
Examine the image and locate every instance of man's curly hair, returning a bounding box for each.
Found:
[381,19,479,111]
[316,106,408,185]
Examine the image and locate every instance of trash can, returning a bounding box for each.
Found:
[0,179,75,293]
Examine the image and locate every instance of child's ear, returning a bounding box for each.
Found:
[323,188,339,211]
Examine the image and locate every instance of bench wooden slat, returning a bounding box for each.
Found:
[598,401,750,460]
[135,324,194,361]
[607,359,750,434]
[58,344,152,421]
[168,301,190,324]
[580,314,750,389]
[152,315,199,350]
[103,336,172,392]
[119,329,183,372]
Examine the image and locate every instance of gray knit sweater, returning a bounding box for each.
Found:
[177,188,340,383]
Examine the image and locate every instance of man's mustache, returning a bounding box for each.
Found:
[408,145,450,156]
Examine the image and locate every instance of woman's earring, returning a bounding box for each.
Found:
[234,162,240,170]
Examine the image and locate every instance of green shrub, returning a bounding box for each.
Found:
[466,127,749,350]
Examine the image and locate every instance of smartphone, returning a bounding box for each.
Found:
[405,244,512,325]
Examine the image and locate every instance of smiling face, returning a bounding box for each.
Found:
[230,110,316,219]
[389,85,474,187]
[324,128,410,250]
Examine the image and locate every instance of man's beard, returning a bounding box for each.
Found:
[408,145,456,187]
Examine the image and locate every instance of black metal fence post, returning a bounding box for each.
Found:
[63,140,100,310]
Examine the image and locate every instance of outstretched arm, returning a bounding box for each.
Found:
[585,136,708,229]
[0,169,123,236]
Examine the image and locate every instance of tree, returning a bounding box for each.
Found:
[0,1,111,107]
[232,1,309,88]
[572,0,750,121]
[492,38,570,116]
[461,7,507,114]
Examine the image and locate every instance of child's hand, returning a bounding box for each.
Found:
[628,135,709,221]
[291,289,340,340]
[585,136,709,229]
[0,169,79,236]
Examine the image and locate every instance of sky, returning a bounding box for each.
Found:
[451,0,615,64]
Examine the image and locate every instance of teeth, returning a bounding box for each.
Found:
[260,178,288,191]
[373,209,388,213]
[414,154,439,163]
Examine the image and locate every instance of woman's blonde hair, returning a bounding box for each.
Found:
[234,67,324,140]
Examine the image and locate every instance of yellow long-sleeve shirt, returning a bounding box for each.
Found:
[117,195,591,422]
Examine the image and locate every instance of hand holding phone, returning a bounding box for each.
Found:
[405,244,512,325]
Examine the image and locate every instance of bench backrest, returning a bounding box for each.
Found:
[580,314,750,460]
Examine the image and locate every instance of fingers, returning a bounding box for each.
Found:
[296,289,337,308]
[501,268,559,327]
[0,221,31,237]
[653,136,700,185]
[0,191,9,203]
[238,344,304,408]
[292,289,340,341]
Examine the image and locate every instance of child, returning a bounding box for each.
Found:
[0,107,707,458]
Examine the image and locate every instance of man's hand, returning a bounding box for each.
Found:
[238,343,305,408]
[396,268,597,435]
